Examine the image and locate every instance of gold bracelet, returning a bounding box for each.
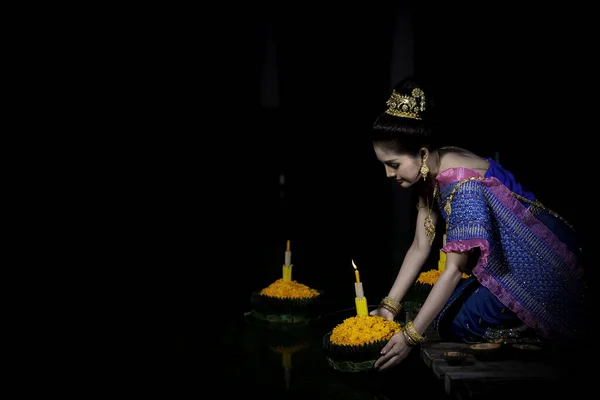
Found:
[380,303,398,317]
[382,296,401,308]
[402,328,418,346]
[380,302,400,316]
[380,297,402,315]
[404,320,426,344]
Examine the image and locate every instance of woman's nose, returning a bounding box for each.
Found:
[385,167,395,178]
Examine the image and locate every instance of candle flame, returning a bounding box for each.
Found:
[352,259,361,284]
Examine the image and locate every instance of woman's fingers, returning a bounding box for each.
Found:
[378,354,400,371]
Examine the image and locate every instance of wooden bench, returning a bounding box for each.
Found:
[420,341,571,399]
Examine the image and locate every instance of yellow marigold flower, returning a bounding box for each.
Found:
[416,270,470,286]
[260,279,320,299]
[330,315,401,346]
[417,269,442,285]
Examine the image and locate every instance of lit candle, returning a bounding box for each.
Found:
[352,259,360,283]
[352,260,368,316]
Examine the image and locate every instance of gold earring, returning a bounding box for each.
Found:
[420,160,429,181]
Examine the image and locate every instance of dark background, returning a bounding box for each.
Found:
[102,2,591,355]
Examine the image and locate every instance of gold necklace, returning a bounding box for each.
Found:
[423,151,441,245]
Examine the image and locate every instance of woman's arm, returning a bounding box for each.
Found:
[412,251,467,334]
[374,196,436,317]
[375,250,470,370]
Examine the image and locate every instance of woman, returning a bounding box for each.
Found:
[370,76,585,371]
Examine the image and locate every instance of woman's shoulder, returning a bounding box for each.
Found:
[436,149,535,201]
[437,147,490,184]
[439,147,490,176]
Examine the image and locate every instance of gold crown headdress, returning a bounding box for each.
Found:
[384,88,426,120]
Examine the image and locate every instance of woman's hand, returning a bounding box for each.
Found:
[374,331,412,371]
[369,306,395,320]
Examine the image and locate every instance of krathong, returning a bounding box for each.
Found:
[260,279,321,299]
[330,315,401,346]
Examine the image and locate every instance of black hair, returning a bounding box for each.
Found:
[371,76,442,156]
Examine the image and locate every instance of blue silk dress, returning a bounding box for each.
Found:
[431,158,584,344]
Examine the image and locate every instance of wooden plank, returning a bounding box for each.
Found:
[421,340,564,399]
[431,357,475,379]
[428,353,557,381]
[455,378,562,400]
[420,342,470,372]
[446,362,560,379]
[443,365,561,396]
[422,341,470,350]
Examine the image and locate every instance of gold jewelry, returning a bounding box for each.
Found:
[381,303,399,316]
[380,296,402,316]
[420,160,429,181]
[424,181,437,245]
[402,328,418,346]
[423,152,441,245]
[382,296,401,308]
[384,88,426,119]
[404,321,426,344]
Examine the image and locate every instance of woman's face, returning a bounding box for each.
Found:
[373,144,422,188]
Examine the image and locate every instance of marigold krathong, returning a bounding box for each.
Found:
[323,315,403,372]
[330,315,401,346]
[260,279,320,299]
[250,279,323,324]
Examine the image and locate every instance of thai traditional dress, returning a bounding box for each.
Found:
[431,158,584,344]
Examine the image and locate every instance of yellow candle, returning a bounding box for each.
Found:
[352,259,360,283]
[438,247,446,272]
[352,260,368,315]
[355,297,368,316]
[282,265,292,281]
[285,240,291,266]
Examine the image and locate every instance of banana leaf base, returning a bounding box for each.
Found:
[322,331,388,373]
[249,290,323,325]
